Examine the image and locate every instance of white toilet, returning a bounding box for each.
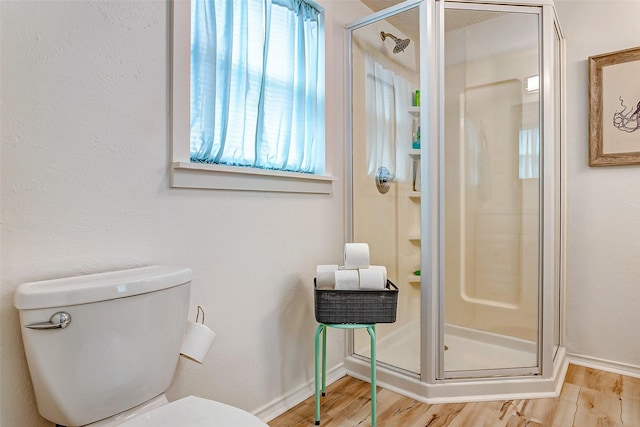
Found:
[14,266,268,427]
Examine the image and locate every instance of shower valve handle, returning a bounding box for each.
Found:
[375,166,394,194]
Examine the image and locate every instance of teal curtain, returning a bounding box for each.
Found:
[190,0,323,174]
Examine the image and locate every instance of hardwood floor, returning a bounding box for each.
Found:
[268,365,640,426]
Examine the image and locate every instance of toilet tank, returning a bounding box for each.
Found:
[14,266,192,427]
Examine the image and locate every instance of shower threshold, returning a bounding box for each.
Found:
[349,321,568,403]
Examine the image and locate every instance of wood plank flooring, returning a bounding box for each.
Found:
[268,365,640,426]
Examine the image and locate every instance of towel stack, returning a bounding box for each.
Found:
[316,243,388,291]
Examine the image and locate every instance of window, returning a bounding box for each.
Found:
[171,0,331,193]
[518,127,540,179]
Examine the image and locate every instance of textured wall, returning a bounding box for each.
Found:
[0,1,355,425]
[556,0,640,367]
[4,0,639,425]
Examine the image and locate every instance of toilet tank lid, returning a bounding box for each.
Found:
[14,266,192,310]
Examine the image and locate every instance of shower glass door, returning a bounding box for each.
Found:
[348,2,422,375]
[441,3,541,376]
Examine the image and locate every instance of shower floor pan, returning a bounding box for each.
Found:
[365,321,537,373]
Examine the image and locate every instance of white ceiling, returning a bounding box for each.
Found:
[360,0,504,43]
[360,0,420,43]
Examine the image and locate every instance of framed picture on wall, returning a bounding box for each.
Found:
[588,46,640,166]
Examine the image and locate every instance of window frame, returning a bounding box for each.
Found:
[170,0,332,194]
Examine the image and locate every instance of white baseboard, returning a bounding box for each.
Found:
[253,363,347,423]
[568,353,640,379]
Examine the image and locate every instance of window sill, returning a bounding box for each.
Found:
[170,162,334,194]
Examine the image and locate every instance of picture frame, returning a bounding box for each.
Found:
[588,46,640,166]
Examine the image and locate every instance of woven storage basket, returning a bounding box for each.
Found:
[314,279,398,324]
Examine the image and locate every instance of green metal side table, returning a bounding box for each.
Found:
[314,323,377,426]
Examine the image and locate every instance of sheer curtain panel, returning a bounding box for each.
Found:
[190,0,324,174]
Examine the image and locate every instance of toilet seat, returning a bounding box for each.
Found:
[118,396,268,427]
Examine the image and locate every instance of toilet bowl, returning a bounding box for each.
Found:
[116,396,267,427]
[85,394,266,427]
[14,266,268,427]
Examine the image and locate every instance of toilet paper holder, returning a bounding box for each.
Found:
[196,305,205,324]
[180,305,216,364]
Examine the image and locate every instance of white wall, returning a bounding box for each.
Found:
[556,0,640,368]
[3,0,640,424]
[0,1,368,425]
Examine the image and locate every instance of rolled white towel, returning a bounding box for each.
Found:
[358,268,386,290]
[343,243,370,269]
[316,265,338,289]
[368,265,388,286]
[334,269,360,290]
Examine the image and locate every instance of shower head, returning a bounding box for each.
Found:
[380,31,411,53]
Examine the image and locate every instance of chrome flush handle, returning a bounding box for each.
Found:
[25,312,72,330]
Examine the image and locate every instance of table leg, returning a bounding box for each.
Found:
[314,324,324,425]
[367,325,377,427]
[322,324,327,396]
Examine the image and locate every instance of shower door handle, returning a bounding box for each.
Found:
[25,312,72,330]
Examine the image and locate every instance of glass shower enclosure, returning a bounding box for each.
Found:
[346,0,565,401]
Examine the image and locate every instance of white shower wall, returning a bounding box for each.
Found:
[352,8,543,373]
[350,9,421,370]
[443,14,541,343]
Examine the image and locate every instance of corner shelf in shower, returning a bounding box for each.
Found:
[406,100,422,287]
[409,151,421,194]
[407,275,421,284]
